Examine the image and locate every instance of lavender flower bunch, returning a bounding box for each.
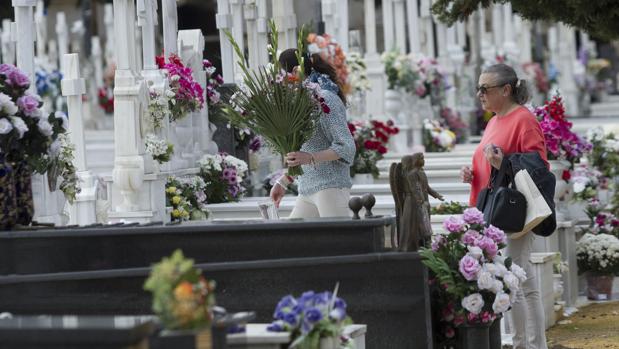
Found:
[267,291,353,349]
[198,153,248,203]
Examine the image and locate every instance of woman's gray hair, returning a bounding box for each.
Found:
[482,63,530,105]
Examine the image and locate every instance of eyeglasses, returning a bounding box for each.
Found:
[476,84,505,95]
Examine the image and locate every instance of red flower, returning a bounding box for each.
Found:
[377,145,387,154]
[364,140,376,150]
[322,104,331,114]
[561,169,571,182]
[155,55,165,69]
[347,123,356,135]
[444,327,455,339]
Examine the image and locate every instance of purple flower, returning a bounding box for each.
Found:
[475,236,498,259]
[17,95,40,117]
[0,64,15,76]
[282,312,300,327]
[303,307,323,324]
[462,207,485,225]
[8,69,30,88]
[459,255,481,281]
[483,225,506,245]
[266,320,286,332]
[329,308,346,322]
[249,135,262,153]
[431,235,446,251]
[443,215,466,233]
[461,230,481,245]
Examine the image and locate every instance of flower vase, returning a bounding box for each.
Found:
[384,89,402,121]
[319,336,339,349]
[488,317,502,349]
[352,173,374,185]
[586,273,614,301]
[457,322,491,349]
[13,161,34,226]
[0,154,17,230]
[548,160,571,221]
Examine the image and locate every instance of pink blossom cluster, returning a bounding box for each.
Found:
[156,54,204,119]
[534,94,591,163]
[203,59,223,106]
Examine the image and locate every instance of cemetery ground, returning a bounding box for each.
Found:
[546,301,619,349]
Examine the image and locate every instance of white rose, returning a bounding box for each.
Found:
[48,139,61,157]
[510,263,527,283]
[490,279,505,294]
[468,246,483,260]
[37,118,53,137]
[483,263,498,276]
[503,272,520,291]
[493,255,506,265]
[462,293,484,315]
[0,118,13,134]
[492,292,511,314]
[477,271,495,291]
[573,181,586,194]
[493,262,508,277]
[10,116,28,138]
[0,92,18,115]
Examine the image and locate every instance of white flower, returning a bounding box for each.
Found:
[0,118,13,134]
[467,246,484,260]
[461,293,484,315]
[10,116,28,138]
[510,263,527,283]
[492,292,511,313]
[493,262,508,277]
[483,263,498,276]
[503,272,520,291]
[477,271,495,291]
[37,118,53,137]
[573,181,586,194]
[490,279,505,294]
[0,92,17,115]
[48,138,61,157]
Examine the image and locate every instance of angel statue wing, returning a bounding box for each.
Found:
[389,162,404,248]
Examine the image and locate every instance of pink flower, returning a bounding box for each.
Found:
[453,314,465,326]
[467,312,478,323]
[17,95,40,117]
[461,230,480,245]
[443,215,466,233]
[475,236,498,259]
[431,235,446,251]
[462,207,485,225]
[8,69,30,88]
[459,255,481,281]
[483,225,506,245]
[480,311,493,323]
[444,326,455,338]
[442,307,454,322]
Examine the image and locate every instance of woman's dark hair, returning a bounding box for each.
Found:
[278,48,347,104]
[482,63,530,105]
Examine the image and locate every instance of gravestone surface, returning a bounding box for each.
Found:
[0,252,432,349]
[0,217,392,275]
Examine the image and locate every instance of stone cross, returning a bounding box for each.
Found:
[502,3,518,59]
[419,0,435,57]
[91,37,103,90]
[558,24,578,115]
[392,0,406,53]
[229,0,245,83]
[364,0,385,118]
[216,0,235,83]
[35,0,46,61]
[272,0,297,50]
[515,16,532,64]
[103,3,114,65]
[13,0,36,93]
[382,0,395,51]
[47,38,57,69]
[255,0,269,67]
[1,19,16,65]
[55,12,68,71]
[162,0,178,57]
[406,0,420,53]
[61,53,96,225]
[491,5,502,55]
[322,0,338,42]
[243,0,258,70]
[336,0,349,52]
[456,21,466,48]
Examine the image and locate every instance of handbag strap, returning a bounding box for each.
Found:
[486,157,512,189]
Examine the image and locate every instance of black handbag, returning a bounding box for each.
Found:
[476,158,527,233]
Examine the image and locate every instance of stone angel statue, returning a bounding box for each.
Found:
[390,153,444,251]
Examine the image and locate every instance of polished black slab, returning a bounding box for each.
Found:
[0,252,431,349]
[0,217,392,275]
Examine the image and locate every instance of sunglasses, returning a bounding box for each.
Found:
[476,84,505,95]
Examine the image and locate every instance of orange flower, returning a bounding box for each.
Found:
[286,73,299,83]
[307,33,317,43]
[174,281,194,301]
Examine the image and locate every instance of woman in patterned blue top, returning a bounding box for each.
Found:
[270,49,356,218]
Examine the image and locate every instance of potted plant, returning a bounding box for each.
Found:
[266,290,354,349]
[422,119,456,152]
[348,120,398,184]
[165,176,210,222]
[420,208,527,349]
[144,250,217,349]
[576,232,619,300]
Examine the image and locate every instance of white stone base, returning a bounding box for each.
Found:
[530,252,558,329]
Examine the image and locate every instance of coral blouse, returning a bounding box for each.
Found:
[469,106,548,206]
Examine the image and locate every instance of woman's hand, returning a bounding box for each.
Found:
[286,151,313,167]
[270,183,286,208]
[484,144,504,170]
[460,166,474,184]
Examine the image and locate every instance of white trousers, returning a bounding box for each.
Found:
[506,233,548,349]
[289,188,351,219]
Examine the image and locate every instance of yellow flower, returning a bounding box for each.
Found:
[166,186,177,194]
[172,209,181,218]
[174,281,194,301]
[181,210,190,218]
[172,196,182,205]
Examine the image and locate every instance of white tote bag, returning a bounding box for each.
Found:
[511,169,552,239]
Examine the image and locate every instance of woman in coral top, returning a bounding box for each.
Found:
[461,64,548,349]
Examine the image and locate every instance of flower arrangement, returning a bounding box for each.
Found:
[576,233,619,276]
[431,201,467,215]
[570,164,602,202]
[0,64,78,200]
[223,21,327,177]
[439,107,467,143]
[348,119,398,178]
[97,63,115,114]
[415,56,449,102]
[266,290,353,349]
[165,176,209,221]
[381,50,416,92]
[420,208,526,344]
[155,53,204,122]
[345,52,370,93]
[198,153,248,203]
[307,33,350,94]
[147,85,175,130]
[423,119,456,152]
[145,134,174,164]
[534,94,591,164]
[143,249,216,330]
[522,62,550,94]
[586,127,619,179]
[203,59,223,107]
